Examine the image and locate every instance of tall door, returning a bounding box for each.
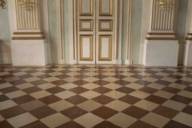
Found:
[75,0,118,64]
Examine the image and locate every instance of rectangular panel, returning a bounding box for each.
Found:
[15,0,40,30]
[99,0,113,16]
[99,20,113,31]
[80,20,93,31]
[79,0,93,16]
[80,35,93,61]
[99,35,112,61]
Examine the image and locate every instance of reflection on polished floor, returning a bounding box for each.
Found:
[0,65,192,128]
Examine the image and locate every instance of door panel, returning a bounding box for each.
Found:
[76,0,118,64]
[80,0,93,16]
[99,20,113,31]
[99,35,112,61]
[77,0,95,64]
[80,35,94,61]
[96,0,117,64]
[99,0,113,16]
[80,20,94,31]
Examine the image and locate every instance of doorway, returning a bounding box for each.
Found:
[74,0,119,64]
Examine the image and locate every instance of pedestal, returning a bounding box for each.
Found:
[11,39,47,66]
[143,40,179,66]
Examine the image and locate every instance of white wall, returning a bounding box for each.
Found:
[143,40,179,67]
[185,41,192,66]
[11,40,47,66]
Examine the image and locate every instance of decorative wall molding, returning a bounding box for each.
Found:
[12,36,45,40]
[12,31,44,39]
[12,31,45,40]
[15,0,40,30]
[146,37,177,40]
[147,0,178,39]
[186,33,192,40]
[13,32,43,35]
[151,0,176,32]
[8,0,44,38]
[146,32,177,40]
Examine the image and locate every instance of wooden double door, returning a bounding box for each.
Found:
[75,0,118,64]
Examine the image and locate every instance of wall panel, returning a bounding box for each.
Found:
[15,0,41,30]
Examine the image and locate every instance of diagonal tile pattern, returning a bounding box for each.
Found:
[0,65,192,128]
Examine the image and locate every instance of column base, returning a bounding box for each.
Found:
[143,39,179,66]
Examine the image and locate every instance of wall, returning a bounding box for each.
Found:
[0,0,190,65]
[0,7,11,64]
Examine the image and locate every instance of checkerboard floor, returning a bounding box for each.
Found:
[0,65,192,128]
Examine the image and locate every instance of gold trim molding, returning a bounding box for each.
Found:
[146,32,177,40]
[79,19,94,31]
[15,0,41,30]
[99,20,113,31]
[12,36,45,40]
[186,33,192,40]
[13,32,43,35]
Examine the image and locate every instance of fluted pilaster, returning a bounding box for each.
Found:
[9,0,44,39]
[147,0,178,40]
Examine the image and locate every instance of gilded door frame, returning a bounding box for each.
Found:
[73,0,132,64]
